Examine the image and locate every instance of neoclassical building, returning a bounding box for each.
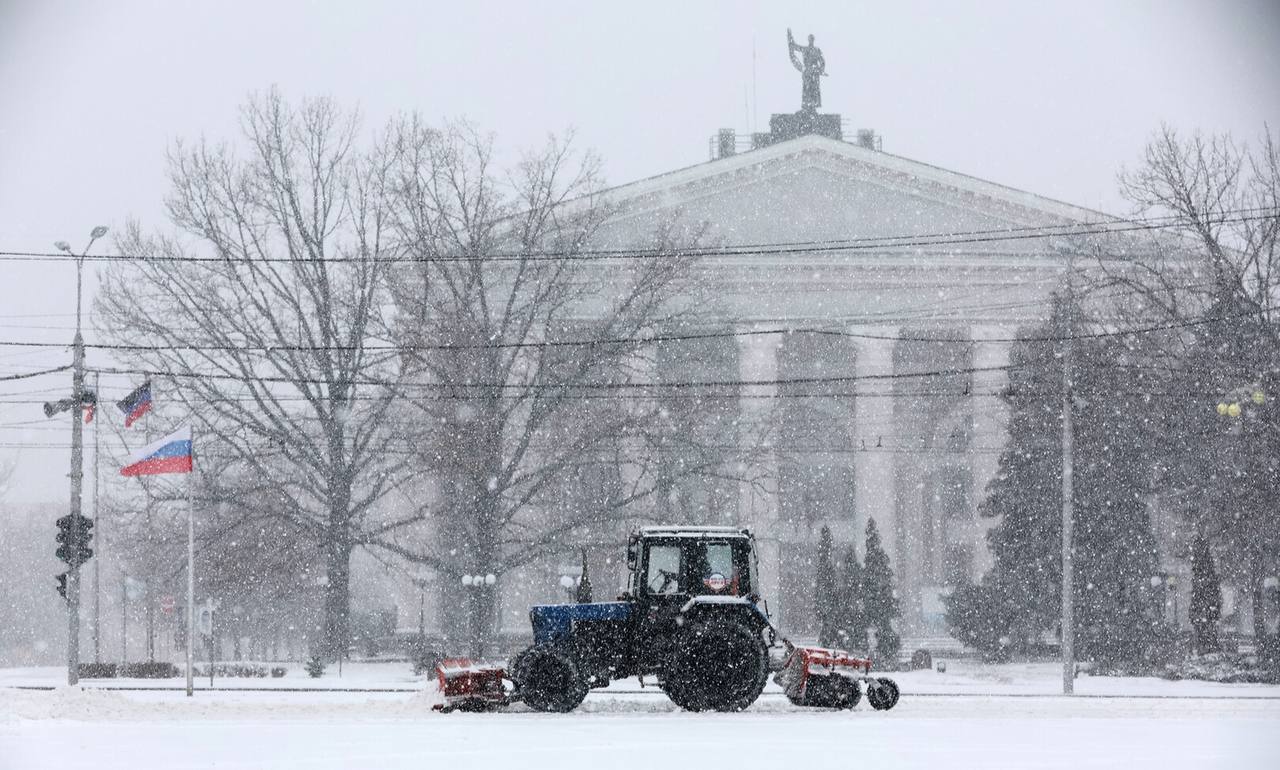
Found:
[475,124,1106,643]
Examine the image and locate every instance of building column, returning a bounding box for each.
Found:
[853,327,898,564]
[736,328,783,613]
[970,326,1013,578]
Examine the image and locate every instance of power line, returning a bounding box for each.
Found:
[0,208,1271,265]
[0,304,1266,356]
[0,364,72,381]
[0,380,1233,407]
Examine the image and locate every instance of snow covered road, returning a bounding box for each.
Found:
[3,686,1278,770]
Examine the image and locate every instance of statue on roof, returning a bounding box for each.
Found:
[787,29,826,113]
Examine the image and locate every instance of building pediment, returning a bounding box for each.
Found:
[596,135,1107,256]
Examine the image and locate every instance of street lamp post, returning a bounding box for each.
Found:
[54,225,107,687]
[413,571,432,639]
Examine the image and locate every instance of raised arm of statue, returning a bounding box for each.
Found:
[787,28,802,72]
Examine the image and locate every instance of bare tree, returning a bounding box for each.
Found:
[95,91,413,660]
[1100,125,1280,648]
[1113,125,1279,328]
[373,121,748,653]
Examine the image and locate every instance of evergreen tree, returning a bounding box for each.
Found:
[304,654,326,678]
[862,518,900,663]
[1189,534,1222,654]
[944,579,1026,661]
[837,544,868,652]
[814,526,839,647]
[946,295,1166,663]
[575,548,593,604]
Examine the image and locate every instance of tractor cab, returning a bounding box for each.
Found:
[619,526,769,676]
[625,526,761,603]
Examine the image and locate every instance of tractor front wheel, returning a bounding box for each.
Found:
[514,645,588,713]
[663,618,769,712]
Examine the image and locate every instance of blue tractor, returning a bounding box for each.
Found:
[511,525,773,712]
[435,525,899,713]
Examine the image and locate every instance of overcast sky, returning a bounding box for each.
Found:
[1,0,1278,503]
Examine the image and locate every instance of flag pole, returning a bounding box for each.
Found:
[185,424,195,697]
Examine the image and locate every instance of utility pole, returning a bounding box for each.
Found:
[93,371,101,663]
[55,226,107,686]
[1061,265,1076,696]
[68,321,84,686]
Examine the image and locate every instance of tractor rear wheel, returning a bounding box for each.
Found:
[663,618,769,712]
[514,645,588,713]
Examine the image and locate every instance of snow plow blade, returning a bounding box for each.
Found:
[773,644,900,710]
[433,658,510,712]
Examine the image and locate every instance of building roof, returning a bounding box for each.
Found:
[599,133,1112,227]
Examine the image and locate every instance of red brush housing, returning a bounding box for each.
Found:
[433,658,510,712]
[776,645,873,708]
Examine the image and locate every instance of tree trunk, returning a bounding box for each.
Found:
[467,500,500,658]
[468,583,498,659]
[322,538,353,661]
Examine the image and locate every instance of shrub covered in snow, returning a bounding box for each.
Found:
[1093,652,1280,684]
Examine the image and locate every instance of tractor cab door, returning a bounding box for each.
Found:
[631,536,759,674]
[630,539,692,668]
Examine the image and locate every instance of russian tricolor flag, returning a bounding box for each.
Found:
[117,381,152,428]
[121,425,193,477]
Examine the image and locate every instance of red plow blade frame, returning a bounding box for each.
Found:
[777,645,889,709]
[434,658,509,712]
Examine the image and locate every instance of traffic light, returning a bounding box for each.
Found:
[55,514,94,567]
[79,517,94,563]
[56,573,68,602]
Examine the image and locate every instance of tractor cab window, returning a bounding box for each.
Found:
[701,542,738,595]
[646,544,682,594]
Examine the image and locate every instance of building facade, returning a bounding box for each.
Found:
[482,131,1107,643]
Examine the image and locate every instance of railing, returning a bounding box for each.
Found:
[708,122,882,161]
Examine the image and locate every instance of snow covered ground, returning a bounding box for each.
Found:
[2,661,1278,769]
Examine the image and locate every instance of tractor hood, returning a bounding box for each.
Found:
[529,602,634,644]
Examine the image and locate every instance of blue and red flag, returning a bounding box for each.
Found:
[116,381,152,427]
[121,425,192,477]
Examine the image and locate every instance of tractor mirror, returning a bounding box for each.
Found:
[626,538,638,569]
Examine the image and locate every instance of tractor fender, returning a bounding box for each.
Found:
[678,596,774,635]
